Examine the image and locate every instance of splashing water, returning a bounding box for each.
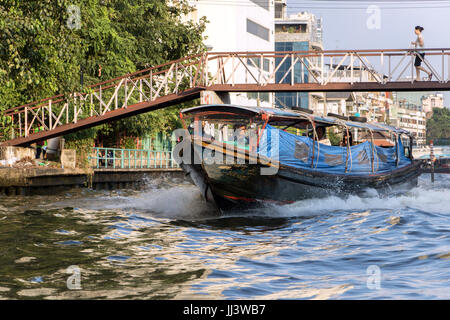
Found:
[0,174,448,299]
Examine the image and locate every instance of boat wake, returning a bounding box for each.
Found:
[101,184,219,219]
[70,174,449,221]
[265,184,450,218]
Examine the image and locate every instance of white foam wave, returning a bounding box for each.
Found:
[103,185,218,219]
[91,174,450,220]
[266,184,450,218]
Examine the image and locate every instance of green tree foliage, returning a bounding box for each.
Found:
[426,107,450,145]
[0,0,83,109]
[0,0,207,144]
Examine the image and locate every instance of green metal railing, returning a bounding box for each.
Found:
[89,147,179,169]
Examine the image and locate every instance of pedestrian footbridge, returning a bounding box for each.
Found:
[2,48,450,146]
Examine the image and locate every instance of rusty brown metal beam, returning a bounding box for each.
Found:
[207,81,450,92]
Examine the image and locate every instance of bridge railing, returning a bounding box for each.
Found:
[205,48,450,87]
[88,147,179,169]
[2,48,450,144]
[4,53,206,140]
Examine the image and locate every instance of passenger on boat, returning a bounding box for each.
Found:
[340,130,353,147]
[234,125,249,146]
[316,126,331,145]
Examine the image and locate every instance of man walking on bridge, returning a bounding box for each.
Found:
[411,26,433,82]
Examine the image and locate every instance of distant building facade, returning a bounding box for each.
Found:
[390,92,427,147]
[187,0,275,107]
[422,93,444,116]
[274,3,323,109]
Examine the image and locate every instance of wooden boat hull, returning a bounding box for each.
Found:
[182,140,420,211]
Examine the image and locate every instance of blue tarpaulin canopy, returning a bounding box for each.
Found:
[258,125,411,175]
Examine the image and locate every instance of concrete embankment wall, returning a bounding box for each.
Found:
[0,146,34,165]
[0,167,184,196]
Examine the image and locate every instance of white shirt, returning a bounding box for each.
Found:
[415,34,424,51]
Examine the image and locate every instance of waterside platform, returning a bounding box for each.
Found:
[0,167,183,196]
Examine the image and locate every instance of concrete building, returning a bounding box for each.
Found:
[390,93,427,146]
[274,4,323,109]
[389,92,446,146]
[312,92,354,117]
[353,92,392,123]
[422,93,444,116]
[186,0,275,107]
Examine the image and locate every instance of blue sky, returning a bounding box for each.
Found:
[286,0,450,106]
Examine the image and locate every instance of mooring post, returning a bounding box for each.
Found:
[430,140,435,183]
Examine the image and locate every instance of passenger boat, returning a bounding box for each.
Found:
[175,104,421,211]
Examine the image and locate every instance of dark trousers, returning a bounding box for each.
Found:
[35,147,42,159]
[414,52,425,67]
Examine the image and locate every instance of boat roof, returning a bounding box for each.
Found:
[181,104,411,135]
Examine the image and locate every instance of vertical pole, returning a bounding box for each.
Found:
[291,54,294,86]
[370,130,375,173]
[395,133,400,166]
[245,56,248,84]
[96,148,99,169]
[205,54,209,87]
[10,114,14,139]
[321,53,324,85]
[25,106,28,137]
[232,55,235,86]
[99,86,102,114]
[448,52,450,82]
[121,149,124,169]
[388,55,391,82]
[124,79,128,108]
[19,113,22,137]
[301,57,304,83]
[150,70,153,100]
[49,100,52,130]
[175,63,179,94]
[90,93,93,117]
[350,53,354,84]
[260,54,263,85]
[359,59,362,82]
[42,105,45,128]
[430,140,435,183]
[74,96,77,123]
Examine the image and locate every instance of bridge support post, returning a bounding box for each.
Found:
[200,91,230,105]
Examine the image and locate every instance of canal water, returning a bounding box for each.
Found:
[0,174,448,299]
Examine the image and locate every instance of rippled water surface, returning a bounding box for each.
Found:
[0,174,449,299]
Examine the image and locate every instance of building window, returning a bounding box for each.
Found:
[248,92,270,103]
[275,24,307,33]
[247,19,270,41]
[275,5,283,19]
[250,0,269,11]
[247,57,271,72]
